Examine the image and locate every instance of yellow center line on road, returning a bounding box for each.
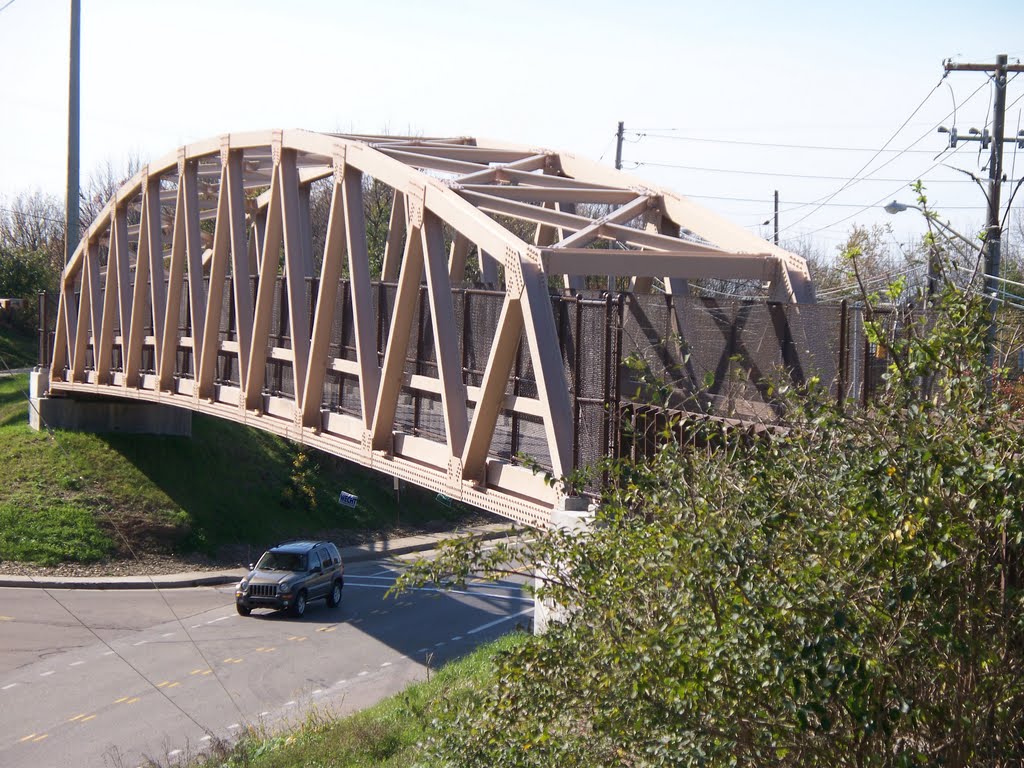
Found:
[156,681,170,688]
[68,714,87,722]
[167,682,180,688]
[126,697,140,704]
[31,734,48,742]
[19,734,37,742]
[114,696,129,703]
[80,714,96,723]
[0,615,13,621]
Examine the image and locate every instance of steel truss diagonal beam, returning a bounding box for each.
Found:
[48,130,815,529]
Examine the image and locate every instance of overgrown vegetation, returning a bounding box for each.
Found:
[398,275,1024,761]
[0,374,469,566]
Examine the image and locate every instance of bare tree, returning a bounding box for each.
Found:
[0,190,66,271]
[79,154,144,231]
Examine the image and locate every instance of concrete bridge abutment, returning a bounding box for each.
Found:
[29,370,191,437]
[533,495,595,635]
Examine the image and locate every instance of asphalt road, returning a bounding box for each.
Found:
[0,555,532,768]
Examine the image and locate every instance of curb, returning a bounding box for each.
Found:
[0,525,514,591]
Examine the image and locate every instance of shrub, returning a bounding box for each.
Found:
[399,283,1024,767]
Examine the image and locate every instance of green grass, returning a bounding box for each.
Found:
[0,374,474,565]
[192,632,529,768]
[0,323,38,369]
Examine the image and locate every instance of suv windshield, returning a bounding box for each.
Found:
[256,551,307,572]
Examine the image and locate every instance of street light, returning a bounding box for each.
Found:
[883,200,981,252]
[883,200,983,299]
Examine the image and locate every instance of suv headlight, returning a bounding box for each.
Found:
[278,581,291,594]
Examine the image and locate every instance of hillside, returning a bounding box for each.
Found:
[0,373,477,569]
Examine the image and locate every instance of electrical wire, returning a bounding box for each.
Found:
[0,0,19,13]
[669,191,986,210]
[793,142,976,238]
[629,133,945,154]
[778,77,984,236]
[629,160,1017,185]
[815,265,926,300]
[0,205,66,227]
[632,78,993,231]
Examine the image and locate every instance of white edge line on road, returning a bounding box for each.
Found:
[168,750,182,758]
[103,651,115,656]
[228,723,239,730]
[40,671,54,677]
[312,689,323,695]
[466,607,534,635]
[133,641,146,646]
[2,683,17,690]
[357,670,368,677]
[380,661,392,667]
[69,661,85,666]
[200,735,212,742]
[344,581,531,603]
[350,574,525,592]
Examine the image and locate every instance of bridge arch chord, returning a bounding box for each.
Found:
[48,129,813,527]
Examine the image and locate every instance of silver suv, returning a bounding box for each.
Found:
[235,540,344,617]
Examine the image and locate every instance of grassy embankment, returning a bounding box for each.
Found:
[0,371,470,566]
[0,322,38,369]
[190,632,528,768]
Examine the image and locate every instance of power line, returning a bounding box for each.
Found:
[630,133,947,154]
[0,205,67,227]
[791,138,982,238]
[779,77,981,236]
[631,160,1020,184]
[675,191,987,210]
[0,0,19,13]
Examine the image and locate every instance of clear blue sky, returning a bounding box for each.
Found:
[2,0,1023,255]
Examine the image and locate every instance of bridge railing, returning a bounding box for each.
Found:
[40,282,921,500]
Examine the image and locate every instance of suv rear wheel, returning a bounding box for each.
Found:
[326,580,343,608]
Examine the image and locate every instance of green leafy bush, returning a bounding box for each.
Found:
[400,283,1024,767]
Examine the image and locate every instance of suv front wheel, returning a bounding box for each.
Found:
[290,589,307,618]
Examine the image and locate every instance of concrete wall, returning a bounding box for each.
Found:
[29,371,191,437]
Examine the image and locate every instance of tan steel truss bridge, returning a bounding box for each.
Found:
[47,130,814,527]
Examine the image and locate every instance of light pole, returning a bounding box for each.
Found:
[65,0,80,265]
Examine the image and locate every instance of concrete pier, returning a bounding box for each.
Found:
[533,495,594,635]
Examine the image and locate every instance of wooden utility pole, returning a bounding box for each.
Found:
[943,54,1024,370]
[614,121,624,170]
